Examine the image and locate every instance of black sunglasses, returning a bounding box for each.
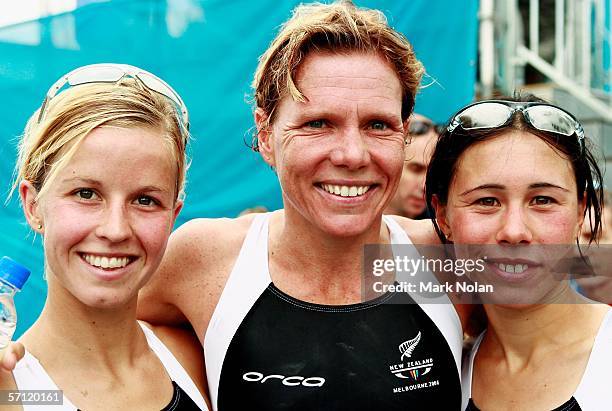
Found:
[409,119,443,136]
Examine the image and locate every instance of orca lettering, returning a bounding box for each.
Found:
[243,372,263,382]
[282,376,303,386]
[261,374,284,383]
[302,377,326,387]
[242,372,326,387]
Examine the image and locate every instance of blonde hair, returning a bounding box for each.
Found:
[251,0,424,149]
[12,78,188,202]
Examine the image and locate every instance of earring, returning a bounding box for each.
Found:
[37,223,43,230]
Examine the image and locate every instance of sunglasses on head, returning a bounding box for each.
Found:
[408,119,442,136]
[447,100,585,153]
[37,63,189,138]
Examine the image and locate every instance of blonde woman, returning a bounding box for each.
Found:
[1,64,209,410]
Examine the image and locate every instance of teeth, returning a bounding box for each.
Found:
[496,263,528,274]
[83,254,130,269]
[321,184,371,198]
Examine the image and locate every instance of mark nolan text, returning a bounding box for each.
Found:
[373,281,493,293]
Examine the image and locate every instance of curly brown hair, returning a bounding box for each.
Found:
[251,0,423,151]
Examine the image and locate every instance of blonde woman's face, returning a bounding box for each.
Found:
[25,126,181,308]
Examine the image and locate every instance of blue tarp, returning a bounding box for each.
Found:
[0,0,478,337]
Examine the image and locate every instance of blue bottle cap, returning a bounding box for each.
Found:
[0,257,31,290]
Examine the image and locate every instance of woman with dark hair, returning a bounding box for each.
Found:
[426,95,611,410]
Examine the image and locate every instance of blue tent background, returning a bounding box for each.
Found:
[0,0,478,337]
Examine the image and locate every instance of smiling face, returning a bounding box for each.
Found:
[257,51,407,237]
[436,130,585,303]
[21,126,181,309]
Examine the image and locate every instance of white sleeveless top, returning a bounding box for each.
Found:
[13,322,208,410]
[462,309,612,410]
[204,213,463,410]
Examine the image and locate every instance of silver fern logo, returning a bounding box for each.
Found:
[399,331,421,361]
[389,331,434,382]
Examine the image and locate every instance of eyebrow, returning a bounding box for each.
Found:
[139,185,170,194]
[459,183,570,196]
[60,178,169,194]
[298,105,400,120]
[60,177,100,185]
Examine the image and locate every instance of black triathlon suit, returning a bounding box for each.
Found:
[159,382,202,411]
[204,214,463,410]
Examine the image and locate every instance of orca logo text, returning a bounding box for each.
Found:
[242,372,325,387]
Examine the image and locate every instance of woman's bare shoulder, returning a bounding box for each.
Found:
[387,215,440,245]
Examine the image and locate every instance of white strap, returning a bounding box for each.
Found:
[204,213,272,411]
[139,323,208,410]
[573,309,612,409]
[461,332,484,410]
[13,351,78,410]
[382,215,463,381]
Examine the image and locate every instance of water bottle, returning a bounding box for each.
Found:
[0,257,30,358]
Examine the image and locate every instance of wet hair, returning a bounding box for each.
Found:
[12,77,188,202]
[425,93,604,244]
[250,0,423,150]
